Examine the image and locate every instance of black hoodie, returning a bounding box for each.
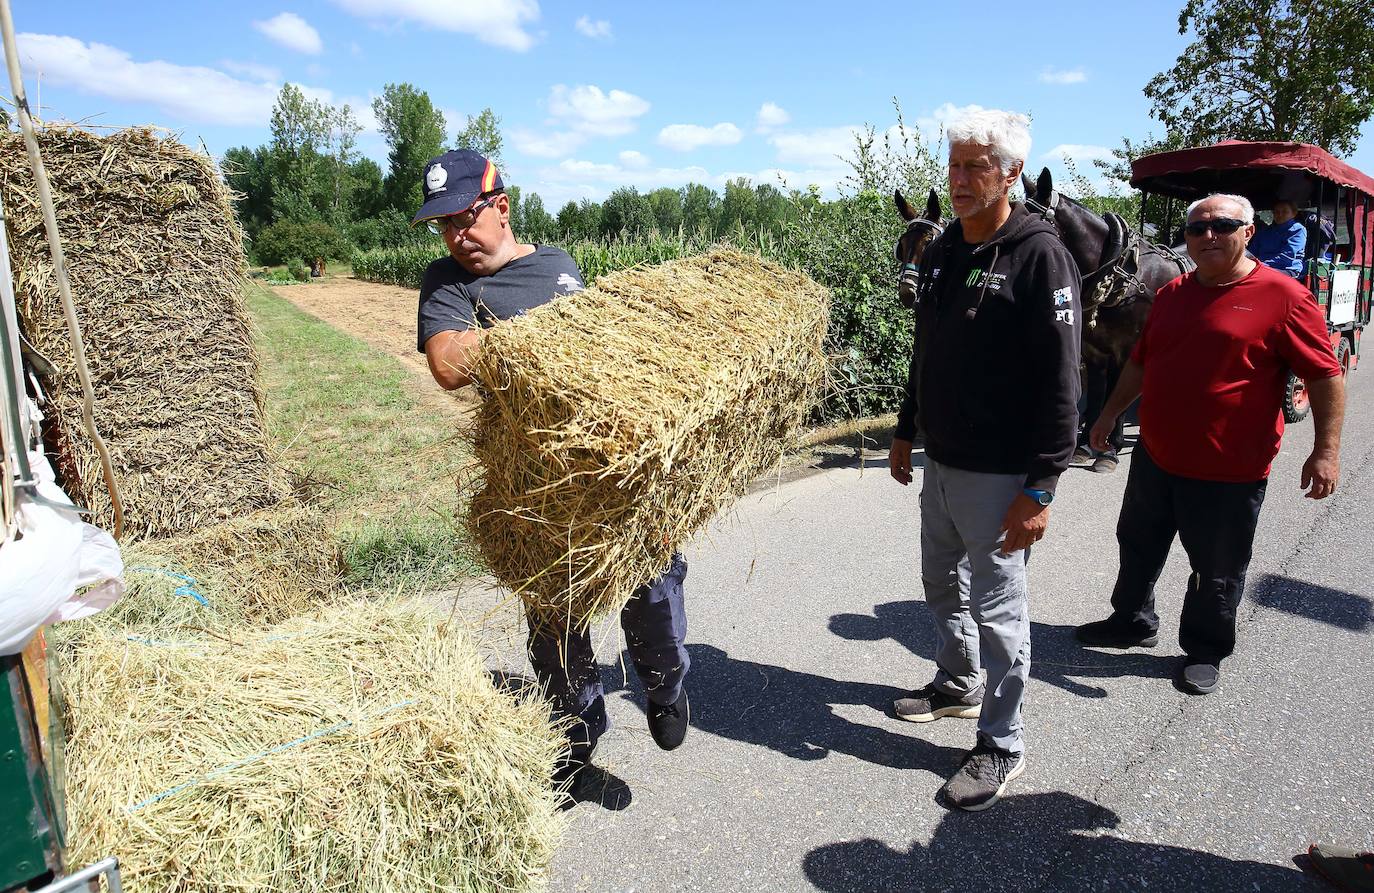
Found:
[894,203,1082,493]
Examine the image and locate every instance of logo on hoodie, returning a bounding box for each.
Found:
[964,267,1008,291]
[1053,286,1072,306]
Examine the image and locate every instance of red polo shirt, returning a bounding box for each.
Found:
[1132,263,1341,482]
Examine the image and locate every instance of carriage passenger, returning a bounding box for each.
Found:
[1248,199,1307,277]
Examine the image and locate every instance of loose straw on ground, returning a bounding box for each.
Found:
[467,248,829,630]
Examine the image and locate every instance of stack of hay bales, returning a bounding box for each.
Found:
[468,248,829,629]
[0,126,287,539]
[63,600,567,892]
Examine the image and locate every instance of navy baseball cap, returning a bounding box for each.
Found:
[411,149,504,225]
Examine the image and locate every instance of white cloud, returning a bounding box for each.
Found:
[1042,144,1116,163]
[253,12,323,55]
[547,84,650,136]
[220,59,280,81]
[1039,67,1087,85]
[914,102,987,141]
[574,15,612,39]
[7,33,279,125]
[619,149,650,169]
[657,122,742,152]
[755,102,790,132]
[331,0,539,51]
[510,127,586,158]
[768,125,866,168]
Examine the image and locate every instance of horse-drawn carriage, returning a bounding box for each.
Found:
[1130,140,1374,421]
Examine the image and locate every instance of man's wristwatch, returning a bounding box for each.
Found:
[1023,487,1054,506]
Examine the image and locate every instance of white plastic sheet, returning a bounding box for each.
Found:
[0,440,123,655]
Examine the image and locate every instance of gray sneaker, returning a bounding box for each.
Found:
[893,684,982,723]
[940,742,1025,812]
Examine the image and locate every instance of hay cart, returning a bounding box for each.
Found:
[1130,141,1374,421]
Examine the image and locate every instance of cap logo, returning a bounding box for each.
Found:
[425,163,448,193]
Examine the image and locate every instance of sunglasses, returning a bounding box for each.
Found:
[1183,217,1247,237]
[425,196,497,235]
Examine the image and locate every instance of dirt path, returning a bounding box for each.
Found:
[267,275,480,416]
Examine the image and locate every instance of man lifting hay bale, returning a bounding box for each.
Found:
[414,150,693,797]
[413,151,828,802]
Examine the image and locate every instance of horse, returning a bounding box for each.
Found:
[893,187,945,309]
[1020,168,1193,471]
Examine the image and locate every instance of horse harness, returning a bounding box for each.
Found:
[896,214,945,301]
[1024,192,1190,329]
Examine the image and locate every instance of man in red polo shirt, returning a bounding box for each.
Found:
[1075,193,1345,695]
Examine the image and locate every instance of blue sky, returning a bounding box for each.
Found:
[6,0,1374,211]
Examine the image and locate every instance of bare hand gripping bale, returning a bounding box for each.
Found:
[466,248,829,630]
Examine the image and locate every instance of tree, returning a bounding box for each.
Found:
[600,186,656,238]
[1144,0,1374,155]
[680,183,720,236]
[646,187,683,234]
[518,192,556,243]
[222,145,274,240]
[348,158,387,220]
[324,103,363,216]
[268,83,332,221]
[454,107,504,169]
[719,177,760,234]
[372,83,447,213]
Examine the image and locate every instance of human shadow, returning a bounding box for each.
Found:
[803,791,1314,892]
[814,444,928,472]
[609,643,964,776]
[1251,572,1373,633]
[829,600,1175,699]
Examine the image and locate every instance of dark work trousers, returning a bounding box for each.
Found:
[526,553,689,761]
[1108,445,1268,664]
[1078,363,1125,453]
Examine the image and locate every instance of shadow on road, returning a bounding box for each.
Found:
[609,643,964,775]
[1251,572,1373,632]
[829,600,1176,698]
[802,791,1313,892]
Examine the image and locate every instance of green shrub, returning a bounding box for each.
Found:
[289,261,310,282]
[345,208,429,253]
[255,219,348,267]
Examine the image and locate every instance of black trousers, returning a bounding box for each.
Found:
[1108,445,1267,664]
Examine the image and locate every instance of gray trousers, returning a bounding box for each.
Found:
[920,459,1031,755]
[527,553,689,761]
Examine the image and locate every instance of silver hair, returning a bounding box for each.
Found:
[1186,193,1255,224]
[945,108,1032,175]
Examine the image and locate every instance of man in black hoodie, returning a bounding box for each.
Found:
[887,109,1082,812]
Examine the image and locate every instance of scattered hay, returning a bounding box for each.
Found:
[468,248,829,629]
[59,500,342,644]
[61,599,567,892]
[0,126,287,538]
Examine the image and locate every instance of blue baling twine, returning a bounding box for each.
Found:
[127,567,210,607]
[125,699,416,812]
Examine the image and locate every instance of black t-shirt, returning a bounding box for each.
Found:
[415,245,585,351]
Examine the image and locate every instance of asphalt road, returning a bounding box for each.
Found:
[516,366,1373,892]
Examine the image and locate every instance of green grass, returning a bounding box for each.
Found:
[246,281,481,590]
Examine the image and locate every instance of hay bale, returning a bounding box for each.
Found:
[0,127,287,538]
[62,499,342,642]
[469,248,828,628]
[61,599,566,892]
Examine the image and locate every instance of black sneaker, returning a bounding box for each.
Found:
[647,690,689,750]
[893,683,982,723]
[1179,660,1221,695]
[1076,617,1159,648]
[553,757,632,811]
[940,742,1025,812]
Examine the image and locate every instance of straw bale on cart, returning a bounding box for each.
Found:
[0,127,286,538]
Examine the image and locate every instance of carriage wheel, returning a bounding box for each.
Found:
[1337,337,1352,378]
[1283,372,1310,423]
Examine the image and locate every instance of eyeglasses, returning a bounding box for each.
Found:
[1183,217,1247,237]
[425,197,496,235]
